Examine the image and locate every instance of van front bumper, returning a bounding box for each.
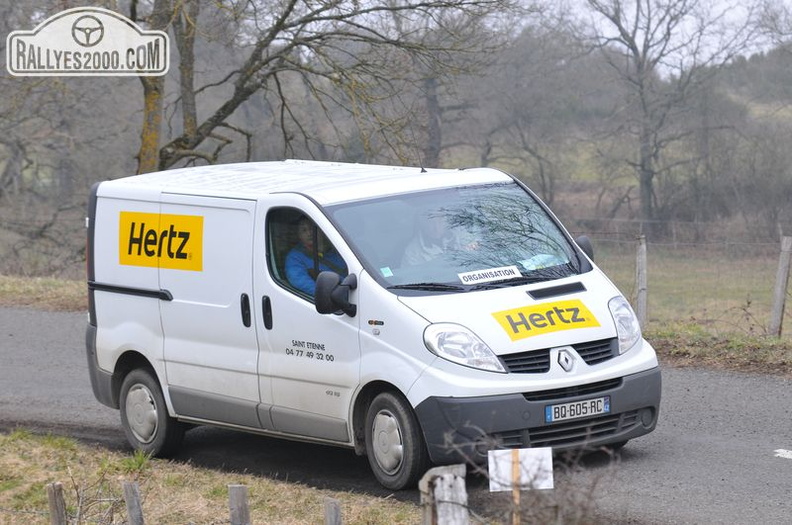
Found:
[413,366,661,465]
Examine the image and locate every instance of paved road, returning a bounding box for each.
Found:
[1,307,790,523]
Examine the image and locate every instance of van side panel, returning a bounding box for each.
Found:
[86,183,112,407]
[357,272,435,390]
[158,195,262,428]
[90,192,165,381]
[254,199,361,442]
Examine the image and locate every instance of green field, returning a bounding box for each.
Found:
[594,239,786,337]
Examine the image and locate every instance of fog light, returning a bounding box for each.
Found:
[640,408,655,427]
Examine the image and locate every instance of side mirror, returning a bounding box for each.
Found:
[315,272,357,316]
[575,235,594,261]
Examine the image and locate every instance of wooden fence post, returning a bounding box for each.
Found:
[769,236,792,336]
[324,496,342,525]
[228,484,250,525]
[46,482,67,525]
[419,464,468,525]
[635,235,648,329]
[122,481,145,525]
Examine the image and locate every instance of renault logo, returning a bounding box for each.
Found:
[557,348,575,372]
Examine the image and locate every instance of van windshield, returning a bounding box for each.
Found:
[328,182,583,293]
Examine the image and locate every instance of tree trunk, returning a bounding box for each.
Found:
[423,77,442,168]
[639,121,655,234]
[135,0,172,174]
[138,76,165,174]
[173,1,199,140]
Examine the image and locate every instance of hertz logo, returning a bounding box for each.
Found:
[492,299,600,341]
[119,212,203,271]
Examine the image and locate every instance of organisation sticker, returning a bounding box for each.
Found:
[458,265,521,284]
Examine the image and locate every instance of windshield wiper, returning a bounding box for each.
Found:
[387,282,465,292]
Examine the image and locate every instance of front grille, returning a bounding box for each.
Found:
[494,410,641,449]
[500,338,618,373]
[523,378,622,402]
[500,349,551,373]
[575,338,618,365]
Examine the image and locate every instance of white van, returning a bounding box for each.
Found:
[86,160,660,490]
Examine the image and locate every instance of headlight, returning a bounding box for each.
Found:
[424,323,506,373]
[609,296,642,354]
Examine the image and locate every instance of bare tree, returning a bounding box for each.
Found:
[575,0,760,235]
[757,0,792,46]
[444,15,598,205]
[129,0,519,173]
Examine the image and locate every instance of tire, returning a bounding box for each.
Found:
[119,369,185,457]
[364,391,430,490]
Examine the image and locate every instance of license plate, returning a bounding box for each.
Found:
[545,396,610,423]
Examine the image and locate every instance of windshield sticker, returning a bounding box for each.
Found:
[458,265,521,285]
[520,254,565,270]
[492,299,600,341]
[380,267,394,278]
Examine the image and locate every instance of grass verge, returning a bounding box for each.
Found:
[648,322,792,377]
[0,275,86,312]
[0,430,420,525]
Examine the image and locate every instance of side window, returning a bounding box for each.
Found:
[267,208,348,299]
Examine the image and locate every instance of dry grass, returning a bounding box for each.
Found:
[649,322,792,377]
[1,430,619,525]
[0,275,87,312]
[0,430,420,525]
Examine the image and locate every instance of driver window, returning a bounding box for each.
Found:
[267,208,347,299]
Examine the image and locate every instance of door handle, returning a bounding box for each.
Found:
[262,295,273,330]
[240,293,251,327]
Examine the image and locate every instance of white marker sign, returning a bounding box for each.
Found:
[488,448,554,492]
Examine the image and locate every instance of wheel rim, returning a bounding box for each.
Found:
[371,409,403,475]
[125,384,158,444]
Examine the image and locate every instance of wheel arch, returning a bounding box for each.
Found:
[110,350,157,409]
[352,381,423,456]
[351,380,408,456]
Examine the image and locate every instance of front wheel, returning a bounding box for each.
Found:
[119,369,184,457]
[364,391,430,490]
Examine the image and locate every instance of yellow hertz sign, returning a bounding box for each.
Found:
[492,299,600,341]
[119,212,203,271]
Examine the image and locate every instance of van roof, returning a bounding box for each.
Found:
[98,160,513,205]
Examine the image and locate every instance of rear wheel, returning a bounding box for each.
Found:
[364,391,430,490]
[119,369,184,457]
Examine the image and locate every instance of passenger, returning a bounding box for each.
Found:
[402,213,458,266]
[285,216,347,296]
